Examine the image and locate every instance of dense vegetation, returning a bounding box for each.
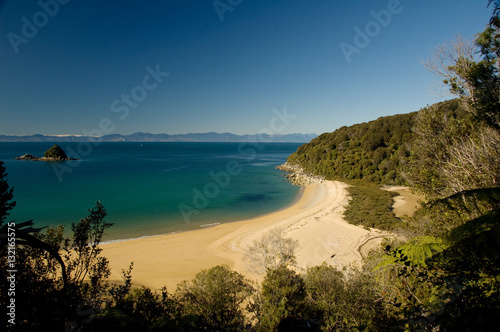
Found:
[287,111,416,185]
[1,1,499,330]
[403,100,499,200]
[343,181,400,231]
[44,144,69,160]
[287,99,473,187]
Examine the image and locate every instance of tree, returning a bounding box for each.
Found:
[403,100,500,200]
[304,264,346,331]
[304,264,390,331]
[92,283,177,332]
[423,35,477,99]
[424,2,500,129]
[0,161,16,226]
[0,163,139,331]
[245,227,298,274]
[0,161,69,294]
[0,199,114,331]
[64,201,113,297]
[376,216,500,331]
[256,266,306,331]
[175,265,254,331]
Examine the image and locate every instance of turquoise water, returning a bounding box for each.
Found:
[0,142,301,241]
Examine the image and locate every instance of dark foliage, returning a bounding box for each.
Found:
[0,166,114,331]
[343,181,400,231]
[175,265,254,331]
[44,144,68,160]
[256,266,307,331]
[0,161,16,226]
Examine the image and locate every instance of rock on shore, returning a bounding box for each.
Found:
[15,154,39,160]
[276,162,325,186]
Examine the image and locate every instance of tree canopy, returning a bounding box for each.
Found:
[44,144,69,160]
[287,111,416,185]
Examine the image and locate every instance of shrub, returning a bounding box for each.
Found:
[343,181,400,231]
[305,264,390,331]
[245,227,298,273]
[175,265,254,331]
[256,266,306,331]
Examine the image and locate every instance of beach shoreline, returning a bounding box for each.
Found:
[102,180,393,291]
[100,187,306,246]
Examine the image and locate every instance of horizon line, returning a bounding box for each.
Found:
[0,131,318,137]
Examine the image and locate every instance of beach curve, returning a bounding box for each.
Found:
[102,181,392,291]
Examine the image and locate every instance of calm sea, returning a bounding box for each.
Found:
[0,142,301,241]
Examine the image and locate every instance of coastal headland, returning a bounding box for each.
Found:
[103,165,399,290]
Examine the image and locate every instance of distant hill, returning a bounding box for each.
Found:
[0,132,317,143]
[287,99,469,185]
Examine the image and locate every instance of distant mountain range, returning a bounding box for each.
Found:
[0,132,317,143]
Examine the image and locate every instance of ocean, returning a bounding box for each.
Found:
[0,142,302,241]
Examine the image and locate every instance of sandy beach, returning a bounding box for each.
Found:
[383,186,424,218]
[103,181,397,291]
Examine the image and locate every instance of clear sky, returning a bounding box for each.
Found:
[0,0,493,136]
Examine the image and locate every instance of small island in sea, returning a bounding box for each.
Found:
[15,144,77,162]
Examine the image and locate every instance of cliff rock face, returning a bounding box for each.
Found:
[276,162,325,186]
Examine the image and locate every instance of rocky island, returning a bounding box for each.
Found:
[16,144,77,162]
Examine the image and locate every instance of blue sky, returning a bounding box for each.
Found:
[0,0,493,136]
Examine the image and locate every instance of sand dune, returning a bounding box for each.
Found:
[103,181,392,291]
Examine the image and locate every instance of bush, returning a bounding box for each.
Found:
[305,264,390,331]
[256,266,306,331]
[343,181,400,231]
[175,265,254,331]
[0,202,114,331]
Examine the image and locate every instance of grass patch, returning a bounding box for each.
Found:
[344,181,400,231]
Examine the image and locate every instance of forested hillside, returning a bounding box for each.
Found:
[287,99,470,185]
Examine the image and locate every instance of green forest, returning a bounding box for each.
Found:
[287,99,470,186]
[1,2,500,331]
[288,111,416,185]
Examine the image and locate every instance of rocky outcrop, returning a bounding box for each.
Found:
[276,162,325,186]
[15,154,39,160]
[15,153,76,161]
